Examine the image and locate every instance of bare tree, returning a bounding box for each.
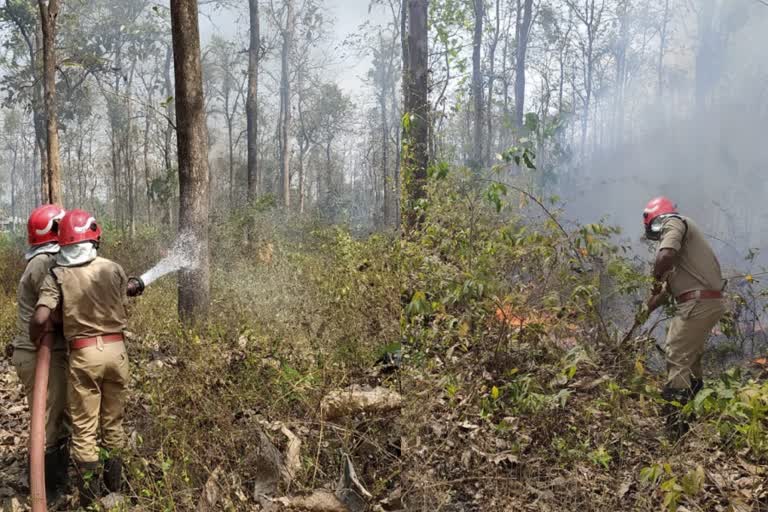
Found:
[565,0,606,157]
[657,0,670,97]
[402,0,429,231]
[38,0,62,204]
[514,0,534,132]
[246,0,260,202]
[170,0,211,320]
[279,0,296,208]
[471,0,484,168]
[485,0,501,164]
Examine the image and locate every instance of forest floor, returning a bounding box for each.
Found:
[1,200,768,511]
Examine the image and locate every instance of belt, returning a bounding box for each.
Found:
[70,333,124,351]
[675,290,723,303]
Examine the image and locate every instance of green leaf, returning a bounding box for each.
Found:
[523,151,537,170]
[693,387,714,410]
[680,465,705,496]
[485,182,507,213]
[402,112,412,132]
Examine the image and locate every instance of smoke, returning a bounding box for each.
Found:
[140,230,201,286]
[559,2,768,271]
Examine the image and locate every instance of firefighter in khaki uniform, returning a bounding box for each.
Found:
[643,197,726,438]
[30,209,144,507]
[10,205,70,501]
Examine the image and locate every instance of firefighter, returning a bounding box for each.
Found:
[642,197,726,438]
[29,209,143,507]
[10,205,70,501]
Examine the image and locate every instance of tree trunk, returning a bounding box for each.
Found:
[164,44,175,173]
[657,0,670,97]
[32,23,48,202]
[380,36,390,227]
[33,139,41,206]
[325,142,333,213]
[246,0,260,201]
[514,0,534,132]
[401,0,429,231]
[227,114,235,206]
[613,1,628,148]
[38,0,62,205]
[486,0,500,164]
[471,0,484,168]
[144,88,153,223]
[10,135,18,230]
[279,0,295,208]
[125,58,138,237]
[298,141,306,213]
[170,0,211,321]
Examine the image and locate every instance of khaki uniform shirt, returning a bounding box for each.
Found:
[37,257,129,342]
[658,216,724,297]
[13,253,67,352]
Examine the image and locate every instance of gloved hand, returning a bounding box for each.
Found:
[127,277,145,297]
[635,303,650,325]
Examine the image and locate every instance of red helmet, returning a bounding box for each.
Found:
[27,205,66,246]
[58,209,102,247]
[643,196,677,228]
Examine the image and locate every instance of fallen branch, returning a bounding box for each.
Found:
[321,386,402,420]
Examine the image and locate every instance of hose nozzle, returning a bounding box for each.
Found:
[127,276,145,297]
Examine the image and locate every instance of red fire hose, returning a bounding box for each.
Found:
[29,329,53,512]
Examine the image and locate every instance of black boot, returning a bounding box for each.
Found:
[75,461,101,509]
[661,387,691,440]
[103,457,123,493]
[44,438,70,502]
[691,378,704,396]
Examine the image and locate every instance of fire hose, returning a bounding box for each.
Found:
[29,327,54,512]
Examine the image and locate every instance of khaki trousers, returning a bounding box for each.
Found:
[68,340,129,463]
[665,298,725,390]
[11,348,71,448]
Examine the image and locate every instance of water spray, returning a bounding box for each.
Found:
[127,231,201,294]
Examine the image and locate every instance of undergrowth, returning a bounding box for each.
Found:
[2,213,401,511]
[398,168,768,511]
[1,174,766,511]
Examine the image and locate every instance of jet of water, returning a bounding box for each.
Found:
[140,230,201,286]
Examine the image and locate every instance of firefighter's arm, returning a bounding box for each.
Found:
[31,273,60,345]
[647,288,669,313]
[29,306,52,346]
[653,248,677,283]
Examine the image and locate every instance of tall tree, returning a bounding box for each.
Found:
[209,37,246,206]
[657,0,670,97]
[0,1,49,204]
[566,0,606,157]
[279,0,296,208]
[485,0,500,164]
[514,0,534,132]
[246,0,260,202]
[4,111,21,227]
[170,0,210,320]
[401,0,429,231]
[471,0,484,168]
[37,0,62,204]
